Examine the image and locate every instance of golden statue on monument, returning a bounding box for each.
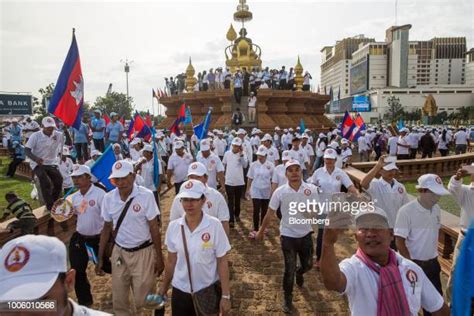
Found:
[225,0,262,72]
[422,94,438,117]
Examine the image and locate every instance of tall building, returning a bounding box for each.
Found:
[466,48,474,86]
[320,35,374,99]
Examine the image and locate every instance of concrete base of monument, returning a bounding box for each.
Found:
[157,89,334,133]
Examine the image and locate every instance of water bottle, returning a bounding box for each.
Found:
[144,293,166,310]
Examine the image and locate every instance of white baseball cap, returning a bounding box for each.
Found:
[275,126,281,131]
[256,145,268,156]
[341,138,349,144]
[415,174,450,195]
[285,159,301,170]
[324,148,338,159]
[177,179,206,199]
[237,128,246,135]
[71,164,92,177]
[174,141,185,150]
[329,141,339,149]
[355,207,389,226]
[282,150,291,161]
[382,162,399,171]
[302,133,309,139]
[90,149,102,157]
[261,134,272,142]
[130,138,140,146]
[231,138,242,146]
[283,129,288,133]
[289,128,294,132]
[109,160,134,179]
[188,162,207,176]
[319,133,325,138]
[143,144,153,152]
[41,116,56,128]
[200,139,210,151]
[0,235,68,301]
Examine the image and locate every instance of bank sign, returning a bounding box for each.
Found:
[0,94,33,115]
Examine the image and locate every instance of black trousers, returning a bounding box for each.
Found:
[409,148,418,159]
[234,87,242,104]
[224,80,231,89]
[455,144,467,154]
[421,151,433,158]
[93,138,105,152]
[397,154,410,160]
[174,182,184,195]
[6,158,24,177]
[75,143,89,161]
[225,185,244,223]
[439,149,448,157]
[34,165,63,211]
[279,79,287,90]
[7,218,37,235]
[303,84,310,91]
[281,233,313,298]
[413,258,442,316]
[69,232,111,305]
[252,198,269,231]
[315,227,324,261]
[171,287,196,316]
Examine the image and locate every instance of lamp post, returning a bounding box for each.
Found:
[120,59,133,106]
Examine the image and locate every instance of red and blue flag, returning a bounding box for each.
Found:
[170,103,186,136]
[48,29,84,129]
[349,113,366,142]
[340,111,354,139]
[133,112,152,141]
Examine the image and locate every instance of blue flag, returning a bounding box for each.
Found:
[84,243,98,264]
[151,128,160,189]
[299,119,305,133]
[90,145,117,191]
[397,117,405,130]
[193,109,212,141]
[452,219,474,315]
[184,106,193,125]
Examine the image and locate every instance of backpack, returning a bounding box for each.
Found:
[233,112,243,125]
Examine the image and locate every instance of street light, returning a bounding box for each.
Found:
[120,59,133,103]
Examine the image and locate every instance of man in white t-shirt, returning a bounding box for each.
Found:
[167,140,194,194]
[397,128,411,160]
[320,207,449,316]
[453,127,470,154]
[357,131,369,162]
[394,174,450,315]
[248,92,257,123]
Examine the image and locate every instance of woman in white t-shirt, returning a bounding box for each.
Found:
[437,129,450,157]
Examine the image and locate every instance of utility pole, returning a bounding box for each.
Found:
[120,59,133,108]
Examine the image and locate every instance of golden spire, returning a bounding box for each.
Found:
[294,56,304,91]
[234,0,253,24]
[226,24,237,42]
[185,57,197,93]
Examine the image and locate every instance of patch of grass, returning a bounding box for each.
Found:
[0,157,42,218]
[404,175,471,217]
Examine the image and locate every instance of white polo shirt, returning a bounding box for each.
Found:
[213,138,227,157]
[394,199,441,261]
[101,185,160,249]
[269,182,318,238]
[366,178,410,228]
[141,158,163,192]
[247,160,274,199]
[242,139,253,161]
[71,185,106,236]
[265,146,280,165]
[388,136,398,156]
[129,148,143,162]
[222,151,248,186]
[59,157,74,189]
[302,143,315,159]
[309,166,353,194]
[24,120,40,139]
[167,152,194,183]
[340,252,444,316]
[397,136,410,155]
[448,176,474,229]
[272,164,287,188]
[165,213,231,293]
[341,147,352,163]
[358,136,369,152]
[170,186,229,222]
[454,130,468,145]
[287,147,309,170]
[25,130,64,169]
[197,153,224,189]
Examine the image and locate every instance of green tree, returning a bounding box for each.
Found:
[33,83,55,123]
[384,96,403,123]
[93,92,134,119]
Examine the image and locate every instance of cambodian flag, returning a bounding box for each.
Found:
[349,113,366,142]
[48,29,84,129]
[340,111,354,139]
[170,103,186,136]
[133,112,152,141]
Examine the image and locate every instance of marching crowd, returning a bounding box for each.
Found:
[0,112,473,316]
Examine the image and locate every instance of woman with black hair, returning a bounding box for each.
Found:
[437,129,450,157]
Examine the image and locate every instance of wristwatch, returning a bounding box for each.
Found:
[222,294,231,300]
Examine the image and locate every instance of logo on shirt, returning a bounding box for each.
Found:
[207,201,213,208]
[4,246,30,273]
[89,200,95,207]
[115,162,122,170]
[406,269,418,283]
[133,204,141,212]
[267,165,271,170]
[398,187,404,194]
[202,233,211,242]
[435,176,442,184]
[210,160,215,164]
[269,152,273,156]
[52,135,57,141]
[336,175,341,181]
[304,189,311,196]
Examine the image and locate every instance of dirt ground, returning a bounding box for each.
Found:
[77,189,356,315]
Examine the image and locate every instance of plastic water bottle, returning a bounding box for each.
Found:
[145,294,166,309]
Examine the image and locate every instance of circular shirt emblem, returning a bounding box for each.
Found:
[202,233,211,242]
[299,153,303,158]
[207,201,213,208]
[336,176,341,181]
[89,200,95,207]
[304,189,311,196]
[133,204,141,212]
[185,181,193,189]
[435,176,442,184]
[269,152,273,156]
[74,165,80,170]
[191,164,198,170]
[267,165,271,170]
[210,160,215,164]
[283,152,288,157]
[115,162,122,170]
[406,269,418,283]
[4,246,30,273]
[398,187,404,194]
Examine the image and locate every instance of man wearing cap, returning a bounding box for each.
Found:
[169,162,230,236]
[214,131,227,161]
[301,134,315,169]
[25,116,64,212]
[357,131,369,162]
[340,139,352,167]
[136,144,164,207]
[0,235,112,315]
[68,164,111,306]
[91,110,106,152]
[8,118,22,147]
[5,140,25,178]
[237,129,253,186]
[22,115,40,142]
[167,140,194,195]
[273,127,282,151]
[407,128,420,159]
[395,174,450,313]
[97,160,164,315]
[129,138,143,162]
[59,146,74,194]
[256,160,318,313]
[397,128,411,160]
[287,135,310,180]
[446,165,474,302]
[454,127,470,154]
[262,133,280,165]
[361,155,409,247]
[321,208,449,316]
[272,150,291,193]
[223,137,249,227]
[196,139,226,191]
[105,112,124,146]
